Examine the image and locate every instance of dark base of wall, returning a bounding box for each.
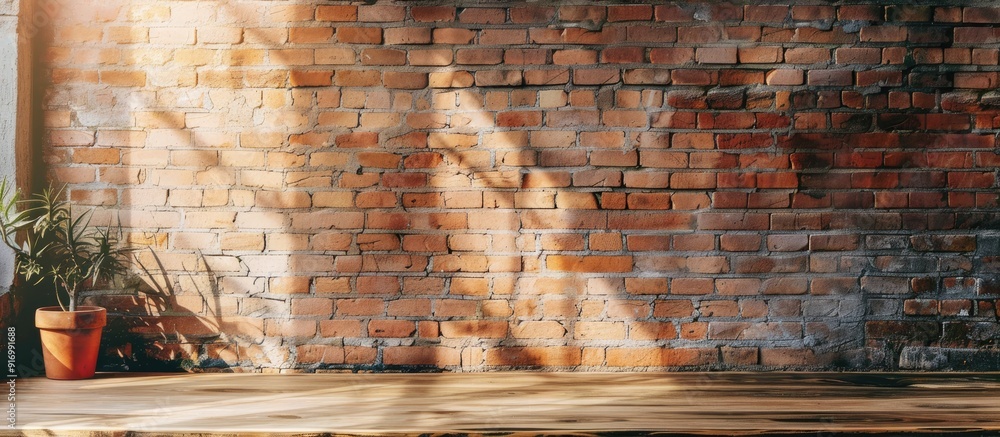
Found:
[95,341,1000,373]
[898,346,1000,371]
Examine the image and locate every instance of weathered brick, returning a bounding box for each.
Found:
[696,47,737,64]
[911,235,976,252]
[860,26,907,42]
[766,69,804,86]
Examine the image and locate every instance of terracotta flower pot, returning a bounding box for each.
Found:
[35,306,106,380]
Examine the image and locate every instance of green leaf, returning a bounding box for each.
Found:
[0,178,132,308]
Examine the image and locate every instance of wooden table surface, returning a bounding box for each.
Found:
[11,372,1000,436]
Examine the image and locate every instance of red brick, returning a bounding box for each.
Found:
[954,27,1000,44]
[667,278,712,295]
[316,6,358,21]
[948,172,994,189]
[606,348,716,367]
[573,68,620,85]
[384,28,432,45]
[839,5,883,21]
[486,347,582,367]
[626,25,677,43]
[440,321,508,339]
[433,28,476,44]
[480,29,527,45]
[792,5,835,21]
[289,70,331,87]
[654,5,695,22]
[476,70,523,87]
[512,321,568,339]
[807,70,854,86]
[761,278,809,295]
[361,48,406,66]
[357,5,405,22]
[411,6,455,22]
[626,193,671,210]
[525,69,571,85]
[955,72,999,89]
[964,7,1000,23]
[739,47,782,63]
[696,47,737,64]
[835,48,881,64]
[760,349,818,367]
[336,27,382,44]
[745,5,789,23]
[904,299,939,316]
[511,6,556,24]
[939,300,972,316]
[698,213,769,231]
[456,48,504,65]
[505,48,547,65]
[650,48,694,65]
[459,7,505,24]
[384,346,460,366]
[562,27,625,45]
[383,72,428,90]
[670,173,715,189]
[575,322,626,342]
[548,255,633,273]
[365,320,414,338]
[857,70,903,87]
[935,7,962,23]
[671,69,715,85]
[766,69,804,86]
[860,26,907,42]
[678,26,722,44]
[602,46,644,64]
[784,47,831,64]
[336,298,385,316]
[609,5,653,22]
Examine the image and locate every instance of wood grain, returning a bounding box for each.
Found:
[13,372,1000,436]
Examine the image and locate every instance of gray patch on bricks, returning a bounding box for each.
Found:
[898,346,948,371]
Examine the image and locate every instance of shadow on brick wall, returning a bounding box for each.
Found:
[33,0,1000,374]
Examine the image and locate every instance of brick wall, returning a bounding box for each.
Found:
[41,0,1000,372]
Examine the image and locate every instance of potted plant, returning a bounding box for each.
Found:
[0,178,130,379]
